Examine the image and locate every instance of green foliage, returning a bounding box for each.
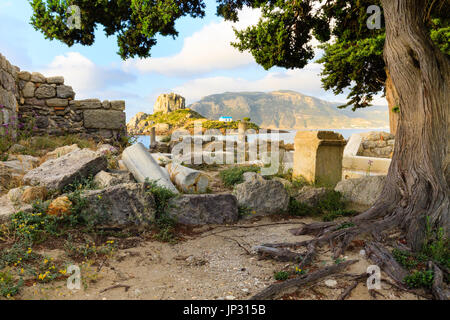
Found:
[28,1,450,109]
[392,105,400,113]
[287,198,320,217]
[160,135,172,143]
[404,270,434,289]
[336,222,355,230]
[219,0,449,110]
[145,109,205,128]
[185,119,260,131]
[0,269,23,298]
[392,249,424,270]
[423,219,450,269]
[145,180,178,243]
[287,190,356,221]
[273,270,290,281]
[28,0,206,59]
[219,165,260,187]
[63,175,98,194]
[238,205,252,219]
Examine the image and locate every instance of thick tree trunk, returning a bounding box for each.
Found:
[372,0,450,250]
[385,70,399,135]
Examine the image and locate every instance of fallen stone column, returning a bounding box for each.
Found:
[122,143,179,193]
[166,162,209,193]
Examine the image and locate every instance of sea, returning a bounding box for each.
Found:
[136,128,387,147]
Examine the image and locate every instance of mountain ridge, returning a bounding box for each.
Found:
[189,90,389,130]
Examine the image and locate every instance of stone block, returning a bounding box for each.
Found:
[83,109,125,129]
[35,84,56,99]
[293,131,346,187]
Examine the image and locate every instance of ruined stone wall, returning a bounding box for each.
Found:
[357,131,395,159]
[0,53,19,138]
[1,52,126,143]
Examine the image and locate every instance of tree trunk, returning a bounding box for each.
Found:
[385,70,399,135]
[372,0,449,250]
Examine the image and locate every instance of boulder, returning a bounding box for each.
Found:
[0,195,32,223]
[168,194,238,225]
[294,186,328,207]
[271,177,293,189]
[233,175,289,215]
[0,155,39,174]
[82,183,156,225]
[96,144,119,155]
[335,176,386,206]
[23,149,107,191]
[21,186,48,204]
[47,196,72,216]
[35,84,56,99]
[56,85,75,99]
[45,144,80,160]
[8,144,26,154]
[7,187,28,204]
[30,72,46,83]
[22,82,35,98]
[46,76,64,85]
[94,170,134,188]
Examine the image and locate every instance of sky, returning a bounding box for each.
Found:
[0,0,387,122]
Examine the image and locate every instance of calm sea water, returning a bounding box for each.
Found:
[136,128,387,147]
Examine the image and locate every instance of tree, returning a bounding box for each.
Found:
[218,0,449,250]
[28,0,206,59]
[29,0,449,284]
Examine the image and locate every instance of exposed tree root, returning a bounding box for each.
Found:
[337,281,359,300]
[249,260,358,300]
[364,241,409,287]
[253,246,303,262]
[430,262,450,300]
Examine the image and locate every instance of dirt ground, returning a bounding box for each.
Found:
[19,216,426,301]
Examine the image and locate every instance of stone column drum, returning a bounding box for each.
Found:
[293,131,347,187]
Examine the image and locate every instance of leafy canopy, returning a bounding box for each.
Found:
[29,0,449,109]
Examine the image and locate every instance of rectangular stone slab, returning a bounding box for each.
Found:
[83,109,125,129]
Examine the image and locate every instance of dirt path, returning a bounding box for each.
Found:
[20,217,425,300]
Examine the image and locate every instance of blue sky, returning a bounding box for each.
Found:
[0,0,387,121]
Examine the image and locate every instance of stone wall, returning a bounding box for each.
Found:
[357,131,395,159]
[0,52,126,143]
[0,53,19,138]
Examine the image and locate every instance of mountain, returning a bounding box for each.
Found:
[189,90,389,130]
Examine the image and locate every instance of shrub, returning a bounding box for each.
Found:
[219,166,260,187]
[404,270,434,289]
[145,180,178,242]
[274,271,290,281]
[288,197,320,217]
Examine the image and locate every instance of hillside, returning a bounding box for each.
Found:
[127,109,259,135]
[189,90,389,130]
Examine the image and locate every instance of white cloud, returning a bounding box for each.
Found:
[41,52,136,98]
[123,8,261,76]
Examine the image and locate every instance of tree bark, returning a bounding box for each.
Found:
[372,0,450,250]
[385,70,399,135]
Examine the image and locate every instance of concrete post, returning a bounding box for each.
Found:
[237,121,247,164]
[150,127,156,148]
[293,131,346,187]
